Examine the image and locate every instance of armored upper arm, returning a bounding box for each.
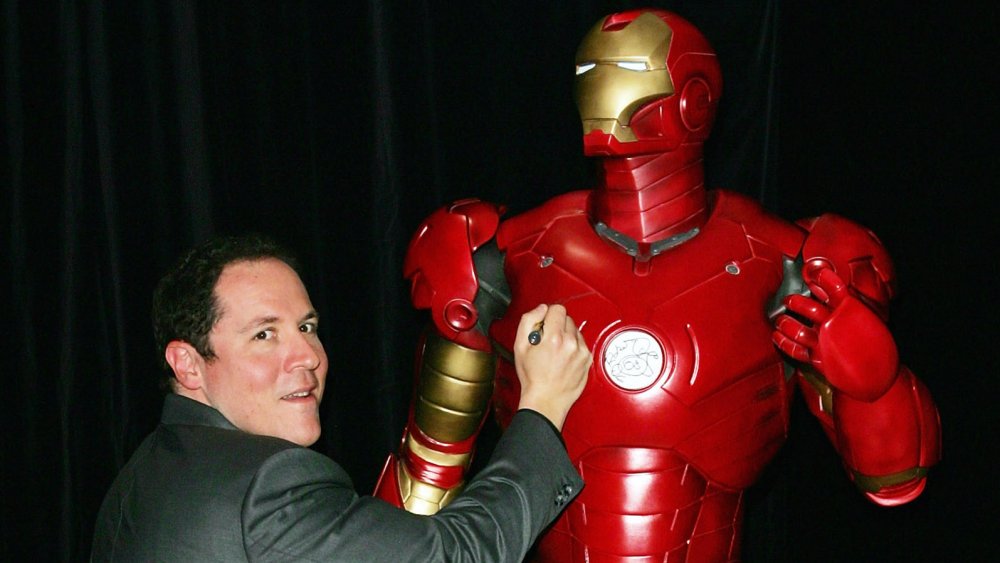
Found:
[798,213,896,317]
[375,199,509,514]
[405,198,506,351]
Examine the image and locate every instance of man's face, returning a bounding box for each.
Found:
[199,258,328,446]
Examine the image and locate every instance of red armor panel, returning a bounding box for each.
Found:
[404,199,504,351]
[798,213,896,315]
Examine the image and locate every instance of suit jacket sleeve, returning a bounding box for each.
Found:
[242,410,582,562]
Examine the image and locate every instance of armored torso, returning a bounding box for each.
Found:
[488,189,804,562]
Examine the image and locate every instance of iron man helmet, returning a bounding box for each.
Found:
[574,9,722,156]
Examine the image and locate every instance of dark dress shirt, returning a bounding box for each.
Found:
[92,394,581,562]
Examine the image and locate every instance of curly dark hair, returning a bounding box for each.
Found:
[152,234,299,389]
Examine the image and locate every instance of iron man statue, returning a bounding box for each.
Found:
[375,8,940,562]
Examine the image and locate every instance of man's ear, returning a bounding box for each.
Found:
[164,341,204,392]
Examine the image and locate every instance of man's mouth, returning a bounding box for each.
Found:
[281,390,312,400]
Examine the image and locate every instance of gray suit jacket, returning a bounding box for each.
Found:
[92,394,581,562]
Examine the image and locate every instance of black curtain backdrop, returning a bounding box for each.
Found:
[2,1,995,561]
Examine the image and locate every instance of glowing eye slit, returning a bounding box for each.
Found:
[615,61,647,71]
[575,61,648,75]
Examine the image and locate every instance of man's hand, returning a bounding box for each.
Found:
[514,304,592,430]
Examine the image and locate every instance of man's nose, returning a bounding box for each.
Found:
[286,331,323,372]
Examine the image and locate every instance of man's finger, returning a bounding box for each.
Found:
[542,304,568,334]
[516,304,549,347]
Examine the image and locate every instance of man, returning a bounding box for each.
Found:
[92,234,592,561]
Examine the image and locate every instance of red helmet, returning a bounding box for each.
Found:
[574,9,722,156]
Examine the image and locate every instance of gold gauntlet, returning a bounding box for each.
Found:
[413,332,496,443]
[398,332,496,514]
[397,433,469,515]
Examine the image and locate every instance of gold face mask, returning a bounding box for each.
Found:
[574,12,674,143]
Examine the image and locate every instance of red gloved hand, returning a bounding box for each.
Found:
[772,267,898,401]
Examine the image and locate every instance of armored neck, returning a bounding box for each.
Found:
[589,143,709,245]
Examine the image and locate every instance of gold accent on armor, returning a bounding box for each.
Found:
[852,466,930,494]
[414,332,496,443]
[801,368,835,415]
[398,458,464,515]
[405,432,472,468]
[574,12,674,142]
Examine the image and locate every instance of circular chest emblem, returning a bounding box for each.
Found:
[602,328,665,390]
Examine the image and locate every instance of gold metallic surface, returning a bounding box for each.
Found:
[852,466,930,494]
[801,369,835,414]
[405,432,472,468]
[398,460,463,515]
[413,332,496,443]
[574,12,674,140]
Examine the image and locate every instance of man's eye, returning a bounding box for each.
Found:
[253,329,275,341]
[300,323,318,334]
[616,61,647,72]
[575,62,596,75]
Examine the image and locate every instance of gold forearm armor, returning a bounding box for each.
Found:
[398,331,496,514]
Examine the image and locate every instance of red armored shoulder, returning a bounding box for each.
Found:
[799,214,896,316]
[404,199,504,350]
[496,190,589,251]
[711,190,805,258]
